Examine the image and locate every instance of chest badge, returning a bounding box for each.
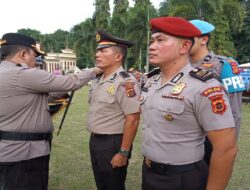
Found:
[171,82,186,95]
[164,114,174,121]
[107,85,115,94]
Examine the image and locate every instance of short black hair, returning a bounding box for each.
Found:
[0,45,31,61]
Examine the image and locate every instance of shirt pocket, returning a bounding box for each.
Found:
[158,102,185,115]
[98,95,116,104]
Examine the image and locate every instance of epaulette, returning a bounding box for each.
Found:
[146,68,161,78]
[119,71,131,79]
[189,68,214,82]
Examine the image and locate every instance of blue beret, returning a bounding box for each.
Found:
[150,17,202,38]
[189,20,215,35]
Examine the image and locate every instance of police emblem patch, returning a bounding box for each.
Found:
[122,81,136,97]
[209,94,227,114]
[227,59,240,74]
[171,82,186,95]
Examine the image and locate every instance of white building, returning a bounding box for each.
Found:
[43,49,77,74]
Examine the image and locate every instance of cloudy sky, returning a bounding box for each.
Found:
[0,0,162,37]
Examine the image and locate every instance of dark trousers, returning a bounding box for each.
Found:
[142,159,208,190]
[204,137,213,166]
[0,155,50,190]
[89,134,129,190]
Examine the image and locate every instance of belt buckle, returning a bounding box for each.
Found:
[145,158,151,168]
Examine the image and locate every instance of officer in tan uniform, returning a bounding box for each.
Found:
[0,33,102,190]
[141,17,237,190]
[189,19,245,138]
[189,20,245,165]
[87,29,140,190]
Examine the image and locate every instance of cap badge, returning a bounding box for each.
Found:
[107,85,115,94]
[171,82,186,95]
[164,114,174,121]
[96,33,101,42]
[0,40,6,45]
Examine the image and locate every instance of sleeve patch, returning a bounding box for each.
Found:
[121,81,136,97]
[209,94,227,115]
[201,86,222,97]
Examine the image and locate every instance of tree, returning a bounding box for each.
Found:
[70,18,96,68]
[235,0,250,63]
[110,0,129,37]
[93,0,110,30]
[126,0,157,71]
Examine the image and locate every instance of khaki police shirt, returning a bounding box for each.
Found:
[141,64,235,165]
[190,51,242,136]
[0,61,95,162]
[87,66,140,134]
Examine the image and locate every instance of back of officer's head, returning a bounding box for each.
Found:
[189,19,215,47]
[0,33,45,61]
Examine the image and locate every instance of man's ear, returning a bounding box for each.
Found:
[180,40,193,54]
[18,50,27,60]
[114,52,123,62]
[201,36,209,45]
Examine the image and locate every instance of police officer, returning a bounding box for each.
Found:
[87,29,140,190]
[189,20,245,165]
[0,33,102,190]
[189,19,245,138]
[141,17,237,190]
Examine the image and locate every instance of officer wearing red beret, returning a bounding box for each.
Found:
[140,17,237,190]
[0,33,103,190]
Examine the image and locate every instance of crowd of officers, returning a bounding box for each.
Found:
[0,16,245,190]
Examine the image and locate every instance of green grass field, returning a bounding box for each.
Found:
[49,86,250,190]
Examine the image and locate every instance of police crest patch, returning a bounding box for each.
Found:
[122,81,136,97]
[209,94,227,114]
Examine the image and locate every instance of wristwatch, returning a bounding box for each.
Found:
[119,148,129,157]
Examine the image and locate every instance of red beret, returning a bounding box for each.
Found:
[150,17,202,38]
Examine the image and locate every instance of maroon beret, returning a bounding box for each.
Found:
[150,17,202,38]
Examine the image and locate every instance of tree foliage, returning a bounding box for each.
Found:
[16,0,248,69]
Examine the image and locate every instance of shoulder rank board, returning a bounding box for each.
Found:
[119,71,131,79]
[189,68,214,82]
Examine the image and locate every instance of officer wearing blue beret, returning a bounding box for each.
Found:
[140,17,237,190]
[189,19,245,165]
[0,33,103,190]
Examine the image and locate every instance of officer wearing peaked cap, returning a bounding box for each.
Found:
[140,17,237,190]
[87,29,140,190]
[0,33,103,190]
[189,19,244,165]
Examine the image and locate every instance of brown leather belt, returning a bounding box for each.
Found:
[144,157,204,173]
